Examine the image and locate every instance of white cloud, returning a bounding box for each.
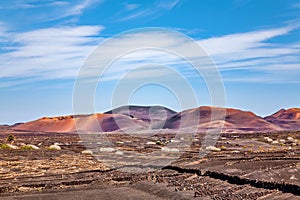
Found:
[117,9,156,22]
[198,26,292,56]
[49,1,70,6]
[117,0,181,22]
[63,0,99,17]
[97,25,300,83]
[0,22,11,44]
[197,26,300,72]
[0,25,103,80]
[1,24,300,87]
[156,0,180,10]
[0,1,69,9]
[0,0,102,22]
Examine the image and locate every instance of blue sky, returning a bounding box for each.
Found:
[1,0,300,124]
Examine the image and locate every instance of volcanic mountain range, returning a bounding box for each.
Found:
[12,106,300,133]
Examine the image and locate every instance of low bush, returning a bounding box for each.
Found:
[0,143,19,149]
[21,145,39,150]
[0,144,11,149]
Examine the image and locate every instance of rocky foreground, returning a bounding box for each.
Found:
[0,126,299,199]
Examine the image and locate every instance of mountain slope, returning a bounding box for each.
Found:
[264,108,300,130]
[163,106,281,132]
[14,105,177,133]
[14,113,146,133]
[104,105,176,121]
[12,106,300,133]
[104,105,176,129]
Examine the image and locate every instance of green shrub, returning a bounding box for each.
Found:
[0,144,11,149]
[21,145,36,150]
[156,141,164,146]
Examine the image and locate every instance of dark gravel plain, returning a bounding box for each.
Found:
[0,127,299,199]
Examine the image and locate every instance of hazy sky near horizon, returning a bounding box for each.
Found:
[1,0,300,124]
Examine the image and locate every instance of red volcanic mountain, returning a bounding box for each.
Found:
[104,105,176,121]
[14,105,176,133]
[14,115,77,132]
[104,105,176,129]
[12,106,300,133]
[14,113,146,133]
[163,106,281,132]
[264,108,300,130]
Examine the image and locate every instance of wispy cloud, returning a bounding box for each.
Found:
[0,1,69,9]
[195,25,300,83]
[1,24,300,88]
[63,0,99,18]
[0,0,102,23]
[0,21,11,44]
[0,25,103,84]
[117,9,156,22]
[199,26,292,56]
[49,1,70,6]
[198,26,300,71]
[45,0,103,22]
[156,0,181,10]
[125,3,140,11]
[117,0,181,22]
[85,25,300,83]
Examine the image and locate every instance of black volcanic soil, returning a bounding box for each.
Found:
[0,127,299,199]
